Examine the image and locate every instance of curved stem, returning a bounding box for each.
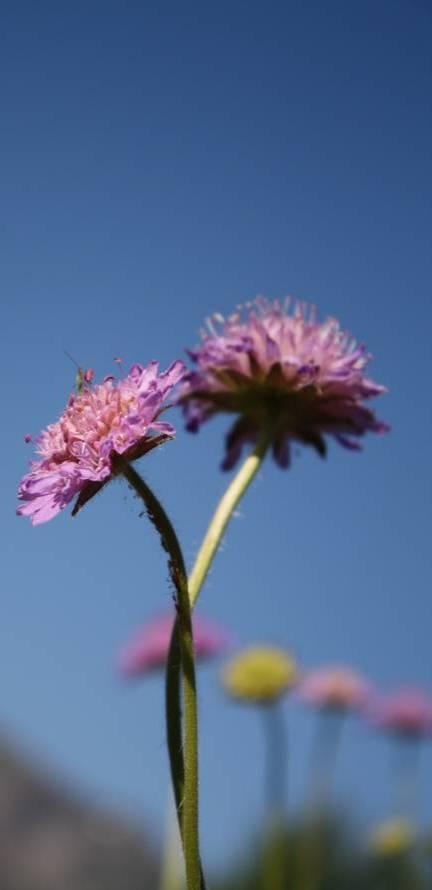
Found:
[123,464,202,890]
[165,623,184,816]
[165,430,271,831]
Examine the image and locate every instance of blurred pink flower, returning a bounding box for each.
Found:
[371,688,432,738]
[298,666,370,712]
[17,360,184,525]
[181,298,388,470]
[117,612,229,677]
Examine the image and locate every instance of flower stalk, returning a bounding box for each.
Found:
[188,428,271,607]
[261,702,288,890]
[166,429,271,843]
[123,463,201,890]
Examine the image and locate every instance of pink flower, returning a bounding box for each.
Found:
[17,360,185,525]
[298,666,370,712]
[181,298,388,469]
[117,612,229,677]
[370,688,432,738]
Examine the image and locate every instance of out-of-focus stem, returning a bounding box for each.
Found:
[261,701,288,890]
[263,701,288,816]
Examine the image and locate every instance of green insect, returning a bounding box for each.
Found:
[64,351,94,393]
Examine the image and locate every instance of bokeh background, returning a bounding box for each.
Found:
[1,0,431,878]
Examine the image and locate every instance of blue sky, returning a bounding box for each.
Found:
[1,0,431,869]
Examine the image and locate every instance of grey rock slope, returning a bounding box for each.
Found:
[0,738,159,890]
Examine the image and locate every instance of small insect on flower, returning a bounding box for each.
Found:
[17,360,185,525]
[64,351,95,393]
[74,367,95,392]
[24,434,33,444]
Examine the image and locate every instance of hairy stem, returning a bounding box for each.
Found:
[123,464,202,890]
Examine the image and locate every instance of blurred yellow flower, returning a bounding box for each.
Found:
[222,646,297,703]
[370,819,414,857]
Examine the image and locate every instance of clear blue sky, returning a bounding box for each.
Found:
[2,0,431,869]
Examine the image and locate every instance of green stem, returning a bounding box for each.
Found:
[297,712,344,890]
[123,464,202,890]
[166,430,271,827]
[165,621,184,818]
[188,431,271,607]
[309,710,344,813]
[393,737,420,822]
[261,701,288,890]
[263,701,287,818]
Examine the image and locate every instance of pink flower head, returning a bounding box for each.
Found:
[181,298,388,470]
[17,360,185,525]
[117,612,229,677]
[371,688,432,738]
[298,666,370,712]
[83,368,94,384]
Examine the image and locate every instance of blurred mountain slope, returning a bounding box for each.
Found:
[0,736,158,890]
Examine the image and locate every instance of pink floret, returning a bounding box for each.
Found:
[117,612,229,677]
[370,688,432,738]
[298,665,370,712]
[181,298,388,469]
[17,360,185,525]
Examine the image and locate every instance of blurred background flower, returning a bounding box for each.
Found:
[369,818,414,858]
[117,611,229,678]
[222,646,298,890]
[298,666,370,713]
[222,646,297,704]
[371,689,432,739]
[369,688,432,829]
[299,666,370,812]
